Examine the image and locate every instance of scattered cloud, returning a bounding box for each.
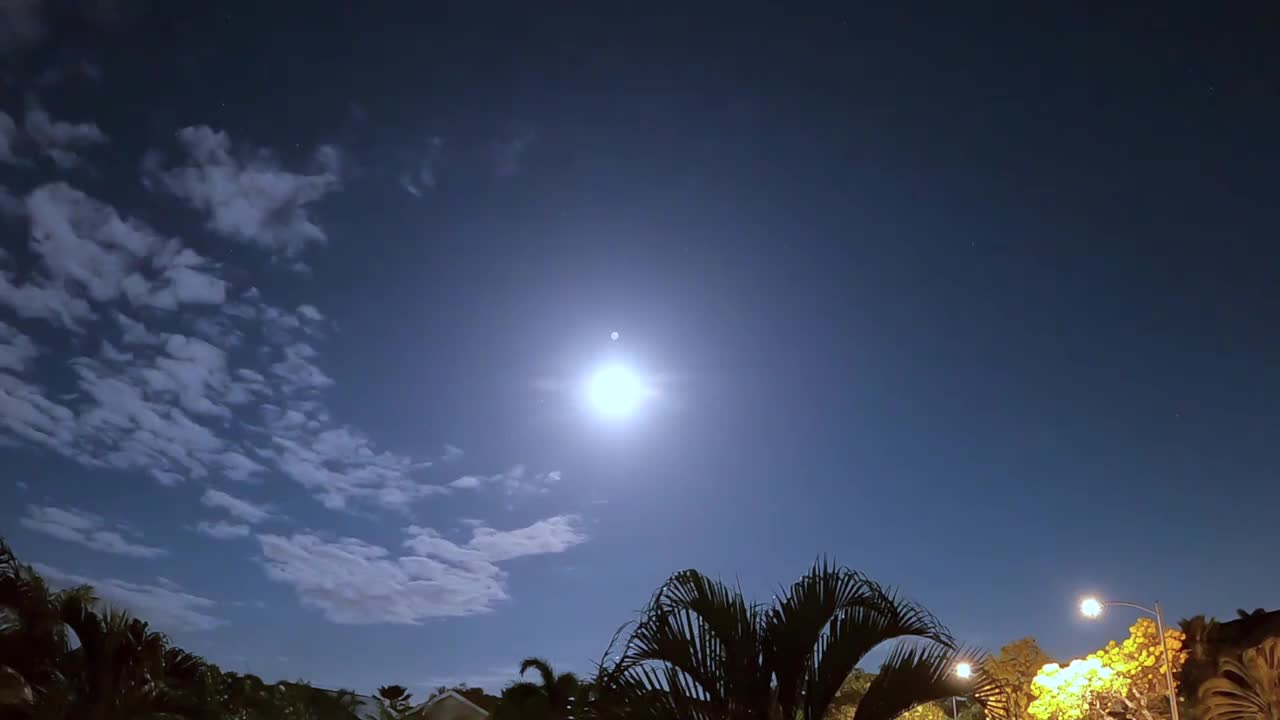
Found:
[256,515,587,624]
[195,520,251,540]
[0,321,38,372]
[24,101,108,167]
[20,504,168,558]
[0,182,223,330]
[448,465,562,495]
[33,562,226,631]
[146,126,340,256]
[263,423,445,511]
[0,175,433,512]
[442,444,464,462]
[201,488,271,524]
[466,515,586,562]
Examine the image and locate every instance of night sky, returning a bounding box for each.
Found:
[2,0,1279,698]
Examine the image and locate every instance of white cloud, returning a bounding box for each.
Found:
[0,183,224,330]
[114,312,162,345]
[147,126,340,256]
[20,504,168,558]
[0,372,78,453]
[264,423,445,510]
[256,515,587,624]
[195,520,251,539]
[0,321,38,372]
[201,488,270,524]
[24,102,108,167]
[33,562,225,631]
[257,530,505,624]
[466,515,586,562]
[0,171,436,513]
[448,465,562,495]
[442,444,464,462]
[270,342,333,392]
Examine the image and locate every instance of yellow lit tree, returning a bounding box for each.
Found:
[982,637,1057,720]
[1028,618,1187,720]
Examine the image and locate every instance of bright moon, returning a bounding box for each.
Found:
[610,331,620,341]
[587,365,645,418]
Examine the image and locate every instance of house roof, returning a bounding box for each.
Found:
[346,694,386,720]
[412,689,492,717]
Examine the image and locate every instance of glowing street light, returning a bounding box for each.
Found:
[1080,597,1103,618]
[951,662,973,719]
[1078,597,1180,720]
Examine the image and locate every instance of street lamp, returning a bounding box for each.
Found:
[1079,597,1180,720]
[952,662,972,720]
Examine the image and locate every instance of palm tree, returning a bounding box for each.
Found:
[376,684,414,719]
[496,658,581,720]
[1198,638,1280,720]
[1,538,212,720]
[0,539,98,714]
[591,560,991,720]
[33,602,207,719]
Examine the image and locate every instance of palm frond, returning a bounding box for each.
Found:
[621,569,768,719]
[804,584,954,720]
[521,657,559,693]
[1198,638,1280,720]
[853,644,987,720]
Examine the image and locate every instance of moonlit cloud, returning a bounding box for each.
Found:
[1,97,589,648]
[147,126,340,256]
[0,167,437,511]
[0,321,38,372]
[195,520,251,540]
[256,515,587,624]
[466,515,586,562]
[23,102,108,167]
[33,562,225,631]
[448,465,563,495]
[20,505,168,558]
[201,488,272,524]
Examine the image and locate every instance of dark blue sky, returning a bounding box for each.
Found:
[2,0,1278,697]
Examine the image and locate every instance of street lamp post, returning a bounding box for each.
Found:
[1079,597,1181,720]
[953,662,972,720]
